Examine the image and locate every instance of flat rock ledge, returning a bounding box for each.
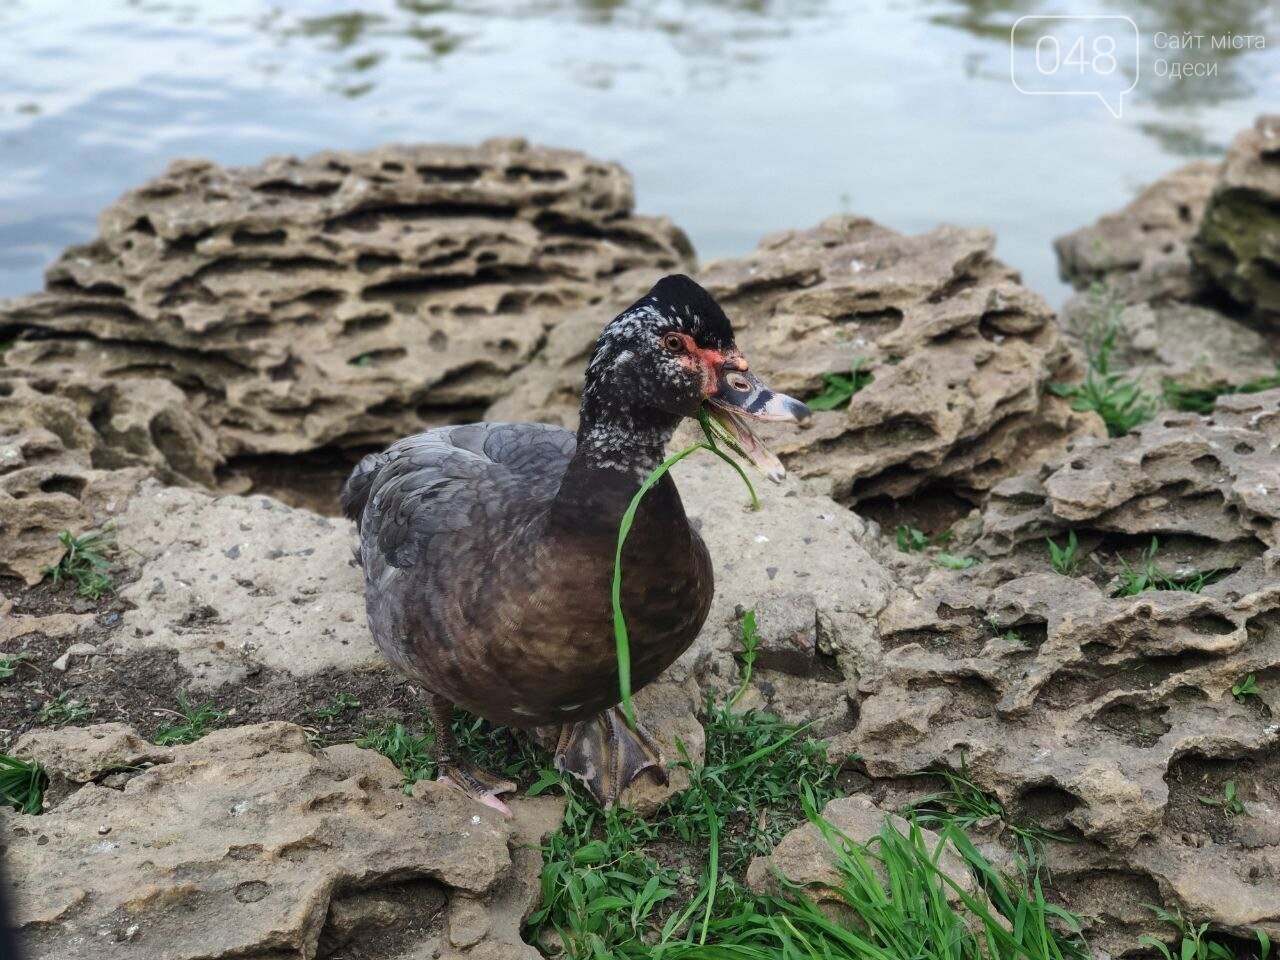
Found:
[3,720,564,960]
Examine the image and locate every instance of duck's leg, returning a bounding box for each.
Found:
[429,694,516,817]
[553,706,668,809]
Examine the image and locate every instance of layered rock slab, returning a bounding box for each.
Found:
[0,140,692,486]
[3,720,563,960]
[1192,114,1280,324]
[1054,160,1217,302]
[1053,118,1280,398]
[845,390,1280,947]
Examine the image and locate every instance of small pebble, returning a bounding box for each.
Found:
[97,825,111,836]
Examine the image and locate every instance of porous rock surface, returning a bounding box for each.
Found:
[500,215,1103,511]
[842,390,1280,948]
[2,720,563,960]
[107,479,376,687]
[667,451,892,731]
[1054,159,1217,302]
[1191,115,1280,324]
[1053,125,1280,407]
[1056,295,1278,400]
[12,722,171,800]
[0,139,692,483]
[0,362,223,584]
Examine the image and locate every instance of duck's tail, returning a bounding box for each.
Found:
[339,451,388,529]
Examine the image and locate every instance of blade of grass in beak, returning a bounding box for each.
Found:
[612,426,759,729]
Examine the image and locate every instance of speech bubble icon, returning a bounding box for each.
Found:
[1011,15,1139,119]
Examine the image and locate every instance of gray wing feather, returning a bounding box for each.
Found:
[342,422,575,570]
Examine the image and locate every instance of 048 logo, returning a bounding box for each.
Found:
[1011,15,1140,119]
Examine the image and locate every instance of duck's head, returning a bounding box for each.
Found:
[581,274,810,481]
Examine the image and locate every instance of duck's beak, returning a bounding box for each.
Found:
[704,363,810,482]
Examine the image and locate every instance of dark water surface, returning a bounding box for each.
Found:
[0,0,1276,304]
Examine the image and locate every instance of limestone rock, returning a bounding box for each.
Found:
[979,389,1280,560]
[1057,295,1279,400]
[0,595,93,645]
[444,794,564,960]
[741,590,820,677]
[2,364,224,484]
[0,424,148,586]
[665,452,892,727]
[845,391,1280,947]
[1192,115,1280,324]
[0,357,223,583]
[107,480,375,687]
[12,722,170,796]
[0,141,692,504]
[3,721,553,960]
[1054,160,1217,301]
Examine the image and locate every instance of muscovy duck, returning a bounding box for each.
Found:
[341,275,809,813]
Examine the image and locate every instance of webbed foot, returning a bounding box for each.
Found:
[552,706,668,809]
[428,692,515,818]
[436,760,517,818]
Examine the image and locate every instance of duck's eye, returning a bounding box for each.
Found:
[662,333,685,354]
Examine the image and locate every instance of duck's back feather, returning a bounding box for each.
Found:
[342,422,576,569]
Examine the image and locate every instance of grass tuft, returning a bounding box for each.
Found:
[903,756,1072,852]
[1231,674,1260,704]
[152,692,227,745]
[1163,368,1280,415]
[0,754,46,815]
[1047,530,1082,575]
[933,553,977,570]
[356,714,543,793]
[1112,537,1227,597]
[527,700,846,958]
[728,611,760,708]
[680,807,1089,960]
[1050,293,1155,437]
[314,691,361,720]
[42,527,117,600]
[0,652,27,681]
[529,779,1091,960]
[1197,780,1247,817]
[35,691,93,726]
[806,358,873,411]
[1141,905,1271,960]
[666,698,844,874]
[896,524,952,553]
[356,721,436,791]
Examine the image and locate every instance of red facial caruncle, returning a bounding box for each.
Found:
[662,331,746,396]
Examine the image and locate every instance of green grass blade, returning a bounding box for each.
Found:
[613,418,760,727]
[699,791,720,945]
[612,442,713,727]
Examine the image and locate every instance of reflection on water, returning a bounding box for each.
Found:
[0,0,1275,303]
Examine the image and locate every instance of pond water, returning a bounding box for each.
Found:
[0,0,1276,305]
